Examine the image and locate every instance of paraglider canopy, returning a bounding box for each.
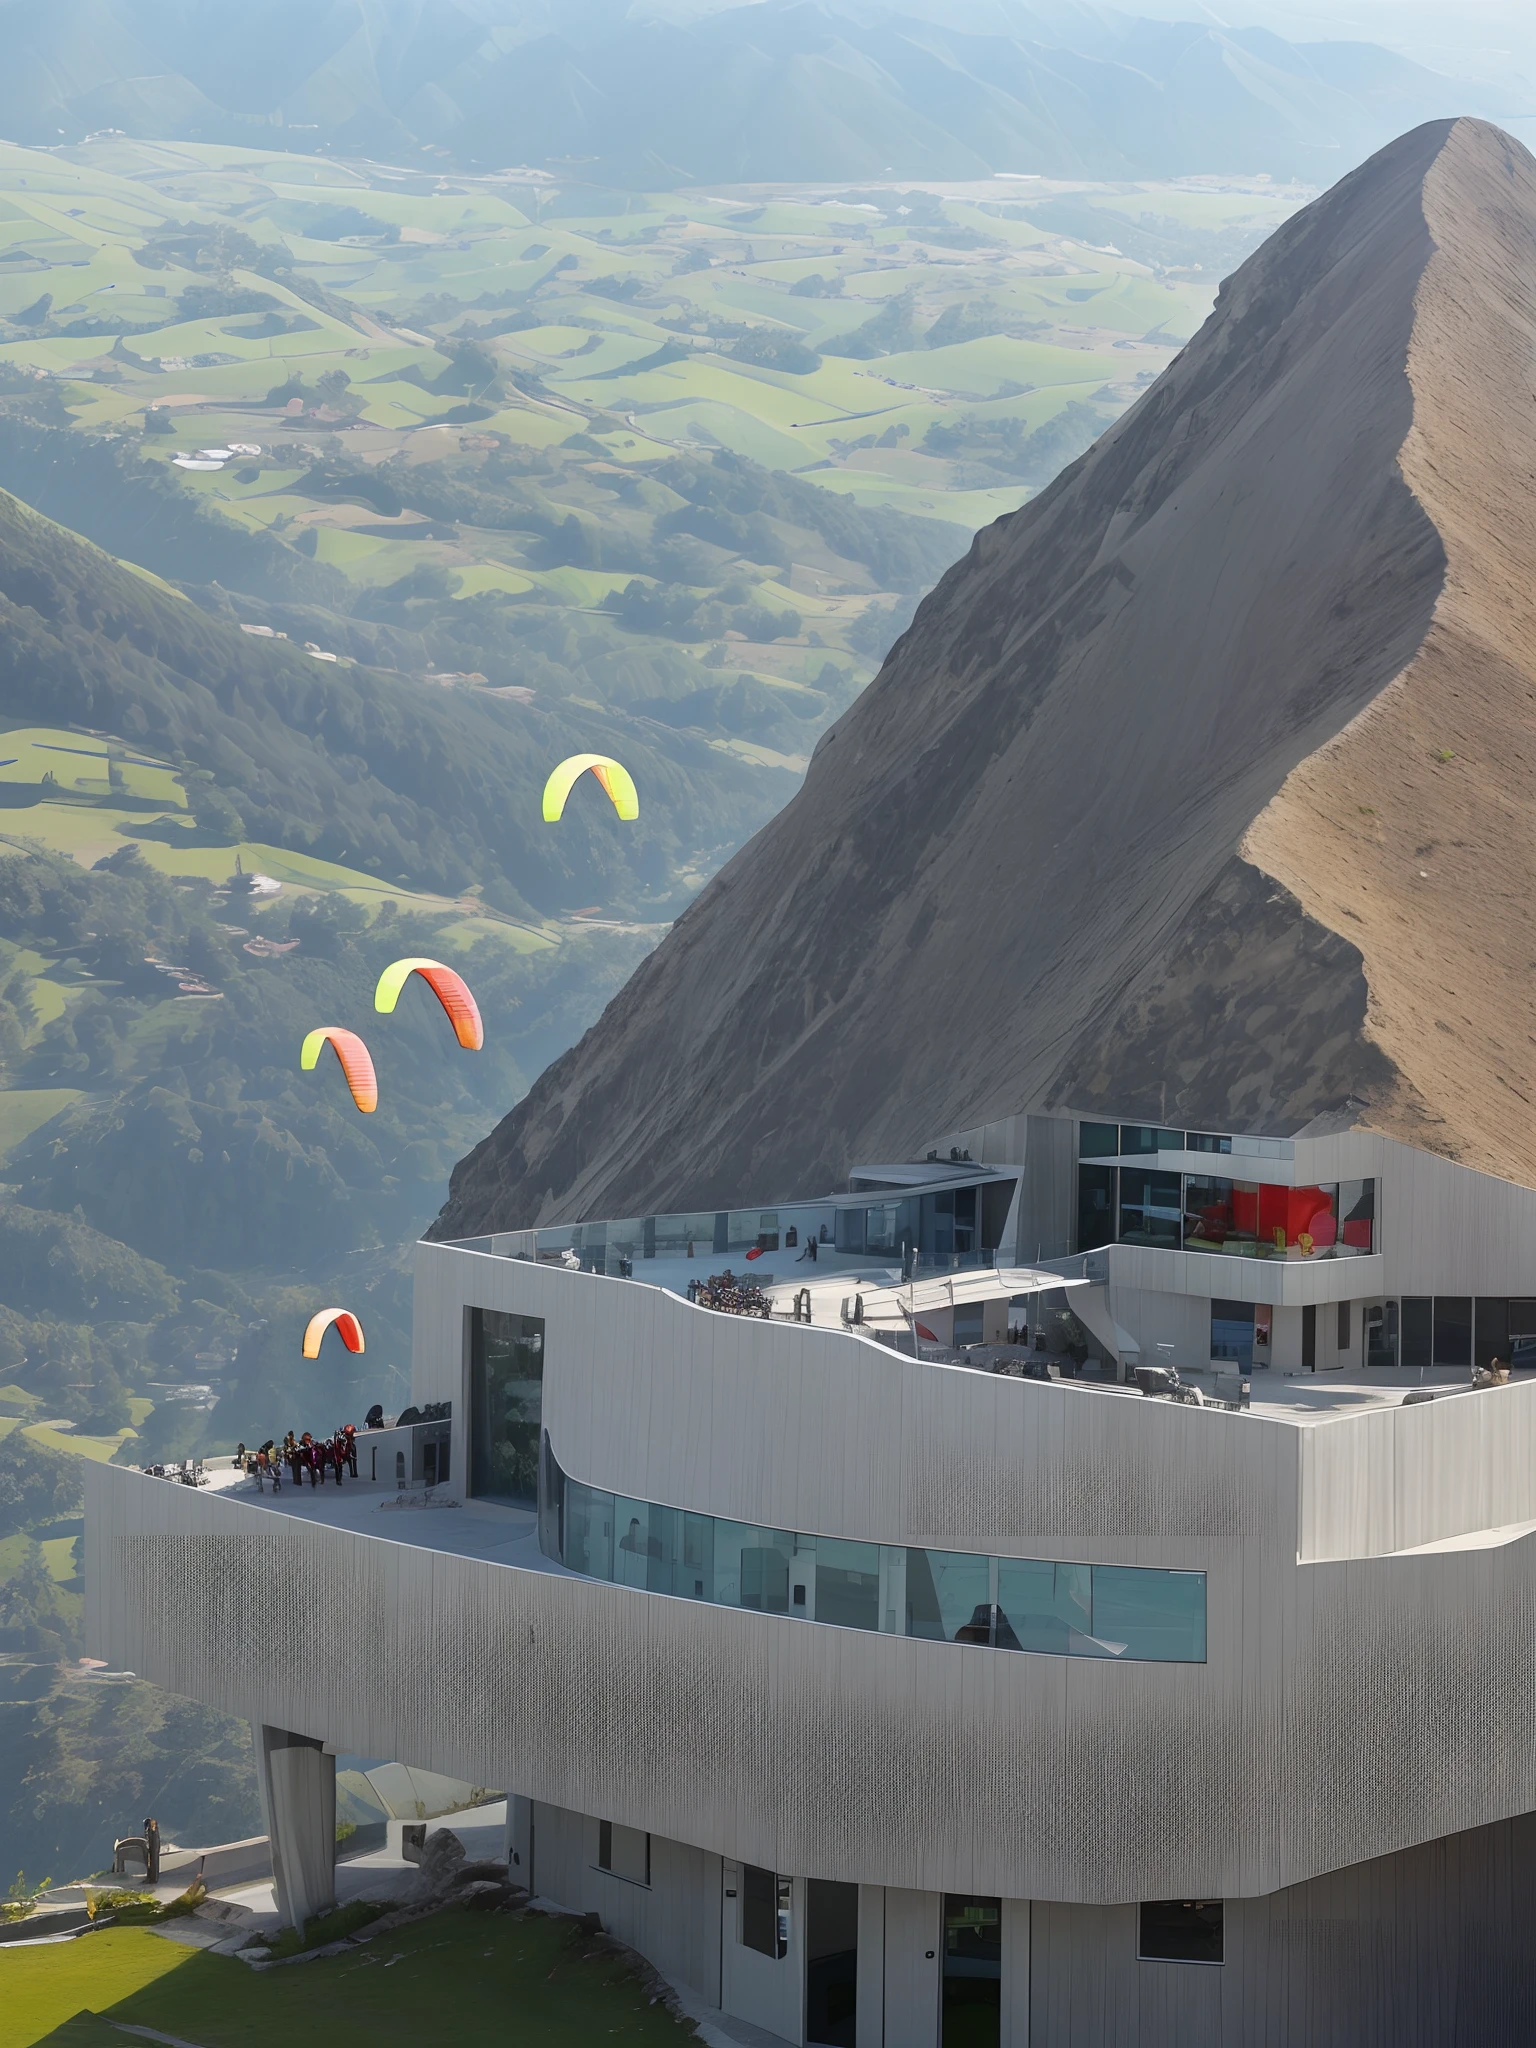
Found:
[302,1308,365,1359]
[373,959,483,1051]
[300,1027,378,1113]
[542,753,639,823]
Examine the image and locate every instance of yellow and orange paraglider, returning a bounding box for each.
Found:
[542,753,639,824]
[373,959,483,1051]
[302,1308,366,1359]
[300,1027,378,1113]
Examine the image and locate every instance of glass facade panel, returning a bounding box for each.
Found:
[1475,1298,1510,1371]
[1339,1179,1375,1253]
[1434,1296,1472,1368]
[1076,1164,1116,1253]
[1188,1133,1232,1154]
[1092,1567,1207,1662]
[469,1308,544,1507]
[1184,1176,1236,1253]
[816,1538,882,1631]
[1402,1298,1433,1372]
[1366,1302,1398,1369]
[1210,1300,1255,1367]
[1119,1169,1182,1248]
[565,1480,614,1579]
[1121,1126,1186,1155]
[713,1522,793,1613]
[1139,1901,1223,1965]
[995,1559,1092,1655]
[942,1896,1001,2047]
[907,1549,992,1643]
[544,1448,1205,1663]
[1078,1122,1119,1159]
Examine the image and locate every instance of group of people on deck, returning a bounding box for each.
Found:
[234,1426,359,1491]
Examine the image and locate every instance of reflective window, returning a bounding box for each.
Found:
[714,1521,793,1613]
[996,1558,1092,1655]
[742,1864,782,1958]
[1093,1567,1206,1662]
[469,1309,544,1507]
[815,1538,881,1632]
[1210,1300,1255,1367]
[1339,1180,1375,1253]
[1187,1133,1232,1154]
[1121,1126,1186,1155]
[1139,1900,1223,1965]
[1076,1164,1116,1253]
[1402,1297,1432,1372]
[943,1896,1001,2045]
[1119,1169,1182,1248]
[1078,1122,1120,1159]
[546,1449,1205,1663]
[1434,1297,1472,1369]
[907,1549,992,1643]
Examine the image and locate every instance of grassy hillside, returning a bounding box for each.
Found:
[0,136,1304,1885]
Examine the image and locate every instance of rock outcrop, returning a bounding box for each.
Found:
[436,119,1536,1231]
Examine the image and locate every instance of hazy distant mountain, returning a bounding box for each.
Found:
[436,118,1536,1228]
[0,0,1515,182]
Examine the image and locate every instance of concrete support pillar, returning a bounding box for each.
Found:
[255,1725,336,1931]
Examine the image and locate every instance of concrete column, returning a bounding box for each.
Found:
[855,1885,886,2048]
[505,1794,533,1890]
[1001,1899,1031,2047]
[255,1725,336,1931]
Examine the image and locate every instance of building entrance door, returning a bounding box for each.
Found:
[805,1879,858,2046]
[941,1895,1000,2047]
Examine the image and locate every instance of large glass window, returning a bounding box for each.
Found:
[1184,1177,1235,1252]
[1093,1567,1206,1662]
[714,1522,793,1613]
[815,1538,881,1632]
[1078,1122,1119,1159]
[907,1549,992,1644]
[996,1558,1091,1655]
[1121,1126,1185,1155]
[1402,1298,1432,1372]
[1188,1133,1232,1154]
[1119,1169,1182,1248]
[1210,1300,1255,1367]
[742,1865,784,1958]
[543,1448,1206,1664]
[1339,1179,1375,1253]
[942,1897,1001,2047]
[1434,1297,1472,1369]
[469,1308,544,1507]
[1076,1164,1116,1253]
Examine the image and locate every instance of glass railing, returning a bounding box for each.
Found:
[543,1443,1205,1664]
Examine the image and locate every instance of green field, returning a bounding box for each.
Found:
[7,1908,693,2048]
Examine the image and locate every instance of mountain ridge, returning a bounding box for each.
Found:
[436,116,1536,1233]
[0,0,1513,183]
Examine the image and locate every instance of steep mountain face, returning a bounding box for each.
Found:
[0,0,1507,182]
[436,118,1536,1231]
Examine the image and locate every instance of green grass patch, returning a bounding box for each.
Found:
[0,1088,84,1162]
[13,1907,697,2048]
[258,1897,389,1960]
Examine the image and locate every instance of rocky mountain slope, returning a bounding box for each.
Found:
[436,118,1536,1230]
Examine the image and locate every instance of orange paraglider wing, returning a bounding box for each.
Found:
[300,1027,378,1112]
[373,958,483,1051]
[302,1309,365,1359]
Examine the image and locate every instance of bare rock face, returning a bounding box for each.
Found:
[436,118,1536,1233]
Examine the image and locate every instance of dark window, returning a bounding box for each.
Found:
[1337,1301,1351,1353]
[1211,1300,1255,1367]
[981,1180,1013,1257]
[1188,1133,1232,1154]
[1076,1164,1116,1252]
[1476,1299,1509,1371]
[1078,1122,1119,1159]
[1340,1179,1375,1253]
[1302,1303,1316,1371]
[469,1309,544,1508]
[1139,1900,1223,1964]
[1185,1176,1235,1252]
[1121,1126,1185,1155]
[597,1820,650,1885]
[1366,1302,1399,1369]
[742,1864,778,1956]
[1434,1297,1472,1369]
[1401,1298,1432,1372]
[1510,1301,1536,1338]
[1119,1169,1181,1248]
[806,1880,859,2047]
[943,1896,1001,2046]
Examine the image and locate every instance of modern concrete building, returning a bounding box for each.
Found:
[87,1109,1536,2044]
